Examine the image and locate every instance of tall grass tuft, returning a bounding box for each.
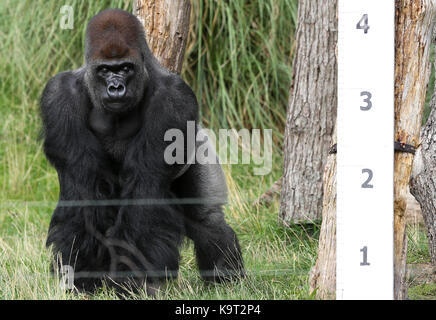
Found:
[184,0,297,147]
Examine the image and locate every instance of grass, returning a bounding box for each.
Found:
[407,224,435,300]
[0,168,319,299]
[0,155,321,299]
[408,283,436,300]
[0,0,433,300]
[407,223,432,265]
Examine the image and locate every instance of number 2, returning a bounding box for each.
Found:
[356,14,370,34]
[361,169,373,188]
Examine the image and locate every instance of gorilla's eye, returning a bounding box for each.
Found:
[98,67,109,75]
[122,65,131,73]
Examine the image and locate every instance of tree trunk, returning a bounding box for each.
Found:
[410,26,436,266]
[309,126,337,300]
[392,0,436,299]
[133,0,191,74]
[410,102,436,266]
[279,0,337,224]
[310,0,436,299]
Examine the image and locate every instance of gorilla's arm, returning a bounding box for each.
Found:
[172,136,245,282]
[40,70,118,283]
[111,75,198,280]
[121,74,198,193]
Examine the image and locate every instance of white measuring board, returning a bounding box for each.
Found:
[337,0,394,300]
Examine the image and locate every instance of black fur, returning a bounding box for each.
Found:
[40,9,244,295]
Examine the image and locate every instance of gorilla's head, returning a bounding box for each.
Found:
[84,9,149,114]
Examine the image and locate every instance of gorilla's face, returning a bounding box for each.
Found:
[86,60,148,113]
[87,59,147,113]
[83,9,150,114]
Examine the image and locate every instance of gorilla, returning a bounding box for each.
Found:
[40,9,244,295]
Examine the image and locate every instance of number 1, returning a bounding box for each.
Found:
[360,246,370,266]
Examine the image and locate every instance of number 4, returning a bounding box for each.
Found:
[356,14,370,34]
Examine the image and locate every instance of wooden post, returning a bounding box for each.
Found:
[279,0,337,224]
[309,0,436,299]
[133,0,191,74]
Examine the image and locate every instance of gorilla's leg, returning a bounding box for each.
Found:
[104,203,183,296]
[172,162,244,282]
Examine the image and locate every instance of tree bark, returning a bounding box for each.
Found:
[309,126,337,300]
[279,0,337,224]
[309,0,436,299]
[392,0,436,299]
[133,0,191,74]
[410,26,436,266]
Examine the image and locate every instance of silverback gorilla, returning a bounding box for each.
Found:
[40,9,244,295]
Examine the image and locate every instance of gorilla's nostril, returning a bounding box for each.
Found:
[108,85,116,94]
[107,83,126,98]
[118,84,126,96]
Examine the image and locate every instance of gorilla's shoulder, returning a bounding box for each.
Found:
[153,70,194,96]
[154,72,197,104]
[41,67,88,115]
[42,67,87,101]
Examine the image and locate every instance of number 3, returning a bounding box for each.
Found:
[360,91,372,111]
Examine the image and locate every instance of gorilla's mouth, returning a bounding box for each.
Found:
[102,100,131,113]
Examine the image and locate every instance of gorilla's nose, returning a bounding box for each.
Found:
[107,81,126,99]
